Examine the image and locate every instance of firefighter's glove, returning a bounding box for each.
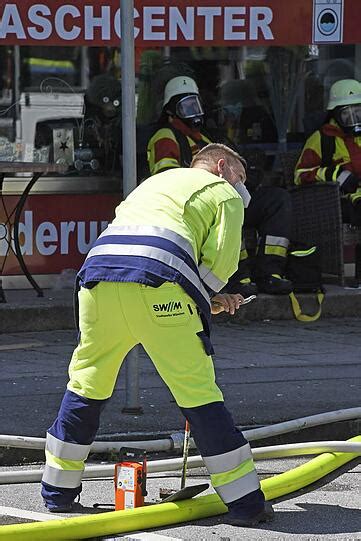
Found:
[337,171,360,194]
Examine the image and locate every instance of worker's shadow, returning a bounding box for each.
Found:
[192,458,361,535]
[266,503,361,535]
[190,503,361,535]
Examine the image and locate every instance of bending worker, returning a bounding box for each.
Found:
[41,143,274,527]
[147,75,292,297]
[295,78,361,225]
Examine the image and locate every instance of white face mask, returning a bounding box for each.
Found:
[234,181,252,208]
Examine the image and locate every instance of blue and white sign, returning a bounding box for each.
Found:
[313,0,344,43]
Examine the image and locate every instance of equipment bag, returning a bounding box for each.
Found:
[286,243,325,322]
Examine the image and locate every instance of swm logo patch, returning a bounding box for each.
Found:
[152,300,185,318]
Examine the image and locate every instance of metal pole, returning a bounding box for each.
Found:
[13,46,21,140]
[120,0,142,414]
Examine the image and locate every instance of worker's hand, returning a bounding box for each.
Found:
[211,293,244,315]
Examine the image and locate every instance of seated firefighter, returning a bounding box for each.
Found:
[295,78,361,225]
[147,75,293,295]
[81,74,122,173]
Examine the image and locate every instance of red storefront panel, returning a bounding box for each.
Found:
[0,193,121,275]
[0,0,359,47]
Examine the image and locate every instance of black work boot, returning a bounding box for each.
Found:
[257,275,293,295]
[225,279,258,298]
[227,501,275,527]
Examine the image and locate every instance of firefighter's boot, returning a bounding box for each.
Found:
[226,501,275,527]
[257,274,293,295]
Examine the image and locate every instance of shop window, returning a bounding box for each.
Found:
[20,46,82,91]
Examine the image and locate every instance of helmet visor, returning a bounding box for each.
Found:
[176,95,204,119]
[338,104,361,129]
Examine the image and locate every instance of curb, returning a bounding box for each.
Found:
[215,287,361,324]
[2,287,361,333]
[0,305,75,333]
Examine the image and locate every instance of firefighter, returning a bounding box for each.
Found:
[295,78,361,225]
[41,143,274,527]
[147,76,293,296]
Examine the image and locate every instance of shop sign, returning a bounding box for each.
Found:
[2,0,357,47]
[313,0,344,43]
[0,193,120,275]
[0,0,320,47]
[2,0,356,47]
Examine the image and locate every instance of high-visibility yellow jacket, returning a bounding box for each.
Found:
[147,117,211,175]
[79,167,244,323]
[294,119,361,185]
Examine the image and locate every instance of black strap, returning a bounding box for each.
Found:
[320,131,336,167]
[73,276,81,332]
[169,126,207,167]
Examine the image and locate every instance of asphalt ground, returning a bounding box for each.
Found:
[0,319,360,441]
[0,458,360,539]
[0,308,360,538]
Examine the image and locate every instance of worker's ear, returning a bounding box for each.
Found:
[217,158,225,177]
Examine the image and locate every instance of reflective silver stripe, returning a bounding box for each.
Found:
[46,433,90,461]
[86,244,210,307]
[203,443,253,475]
[198,263,226,292]
[265,235,289,248]
[337,170,352,186]
[98,225,196,263]
[213,469,260,504]
[42,465,84,489]
[154,158,179,173]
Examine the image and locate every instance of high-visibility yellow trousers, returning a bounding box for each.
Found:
[68,281,223,407]
[42,281,264,515]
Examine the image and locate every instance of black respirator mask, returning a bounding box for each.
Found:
[174,95,205,129]
[334,104,361,135]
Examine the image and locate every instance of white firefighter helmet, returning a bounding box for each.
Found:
[163,76,199,107]
[327,79,361,110]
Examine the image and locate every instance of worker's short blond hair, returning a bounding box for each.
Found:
[191,143,246,169]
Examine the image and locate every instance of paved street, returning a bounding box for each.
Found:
[0,459,360,539]
[0,318,360,538]
[0,319,360,436]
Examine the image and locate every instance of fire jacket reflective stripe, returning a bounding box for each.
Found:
[295,119,361,185]
[147,124,211,175]
[79,168,244,320]
[86,237,211,307]
[198,263,227,291]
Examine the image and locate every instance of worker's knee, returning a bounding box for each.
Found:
[180,401,248,456]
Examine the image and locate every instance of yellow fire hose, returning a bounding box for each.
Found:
[0,435,360,541]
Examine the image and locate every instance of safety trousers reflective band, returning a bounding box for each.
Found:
[211,458,254,487]
[213,470,260,503]
[46,432,91,461]
[42,451,84,489]
[203,443,260,504]
[264,235,289,257]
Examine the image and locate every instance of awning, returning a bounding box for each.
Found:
[0,0,358,48]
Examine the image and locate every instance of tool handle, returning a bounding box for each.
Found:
[181,420,191,490]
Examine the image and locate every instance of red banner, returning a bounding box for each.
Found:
[2,0,354,47]
[0,193,121,275]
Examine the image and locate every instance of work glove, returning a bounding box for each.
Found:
[336,170,360,194]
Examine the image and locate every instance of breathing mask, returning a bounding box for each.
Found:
[234,181,252,208]
[335,104,361,135]
[175,95,204,129]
